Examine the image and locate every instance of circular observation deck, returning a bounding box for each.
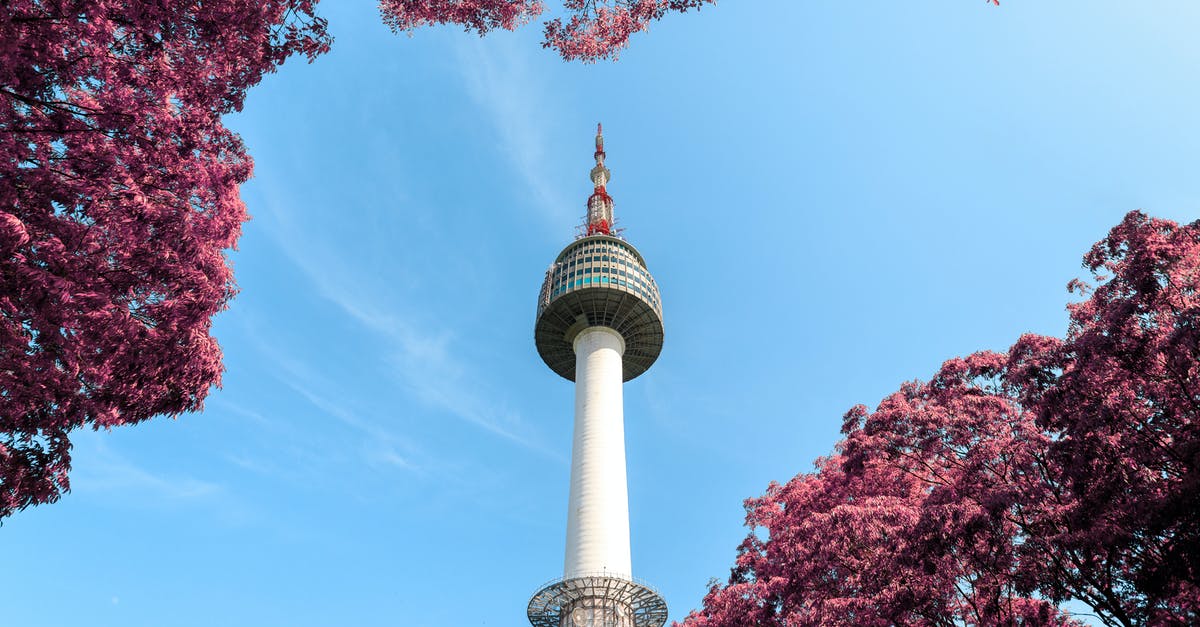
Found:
[535,235,664,382]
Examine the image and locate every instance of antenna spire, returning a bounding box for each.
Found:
[586,123,614,236]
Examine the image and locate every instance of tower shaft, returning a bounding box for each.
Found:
[566,327,632,579]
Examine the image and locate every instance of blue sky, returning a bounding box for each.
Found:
[3,2,1198,625]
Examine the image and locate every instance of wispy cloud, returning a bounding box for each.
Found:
[363,439,418,473]
[66,431,261,525]
[453,35,573,228]
[255,340,429,471]
[250,191,557,461]
[71,433,221,501]
[207,397,272,426]
[207,391,385,487]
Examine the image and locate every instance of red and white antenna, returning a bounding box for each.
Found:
[585,122,614,236]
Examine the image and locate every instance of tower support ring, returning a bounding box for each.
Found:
[527,574,668,627]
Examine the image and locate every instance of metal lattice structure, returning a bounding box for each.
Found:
[527,575,669,627]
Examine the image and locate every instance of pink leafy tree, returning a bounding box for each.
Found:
[680,212,1199,626]
[0,0,331,519]
[681,362,1082,627]
[377,0,1005,61]
[1004,212,1200,624]
[379,0,717,61]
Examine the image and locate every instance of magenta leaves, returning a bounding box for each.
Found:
[376,0,1003,61]
[680,213,1200,627]
[379,0,547,39]
[379,0,716,62]
[0,0,330,519]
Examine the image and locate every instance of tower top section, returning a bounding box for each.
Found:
[586,122,614,237]
[535,125,664,382]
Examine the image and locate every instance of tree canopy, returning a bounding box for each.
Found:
[380,0,716,61]
[0,0,330,519]
[680,212,1200,627]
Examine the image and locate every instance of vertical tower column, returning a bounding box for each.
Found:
[565,326,632,579]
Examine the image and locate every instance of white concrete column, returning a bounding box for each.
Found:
[564,326,632,579]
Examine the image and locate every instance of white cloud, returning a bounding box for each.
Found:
[206,397,272,426]
[364,440,418,472]
[453,35,573,228]
[247,197,555,459]
[70,432,223,503]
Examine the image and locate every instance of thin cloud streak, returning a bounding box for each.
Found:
[206,387,387,485]
[239,327,428,473]
[454,35,573,228]
[71,433,221,501]
[67,432,263,527]
[253,189,556,459]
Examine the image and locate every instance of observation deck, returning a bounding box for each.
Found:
[535,234,664,382]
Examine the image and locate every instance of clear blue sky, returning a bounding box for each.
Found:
[3,2,1198,625]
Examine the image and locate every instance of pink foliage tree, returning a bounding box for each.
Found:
[1007,212,1200,624]
[379,0,717,61]
[0,0,331,518]
[681,213,1199,626]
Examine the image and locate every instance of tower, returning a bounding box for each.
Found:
[527,126,668,627]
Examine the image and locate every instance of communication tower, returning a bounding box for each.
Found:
[527,125,668,627]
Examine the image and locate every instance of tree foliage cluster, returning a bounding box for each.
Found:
[0,0,330,518]
[378,0,716,62]
[680,212,1200,626]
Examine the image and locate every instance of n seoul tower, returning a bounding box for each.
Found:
[527,125,668,627]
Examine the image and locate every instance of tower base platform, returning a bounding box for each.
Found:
[527,574,668,627]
